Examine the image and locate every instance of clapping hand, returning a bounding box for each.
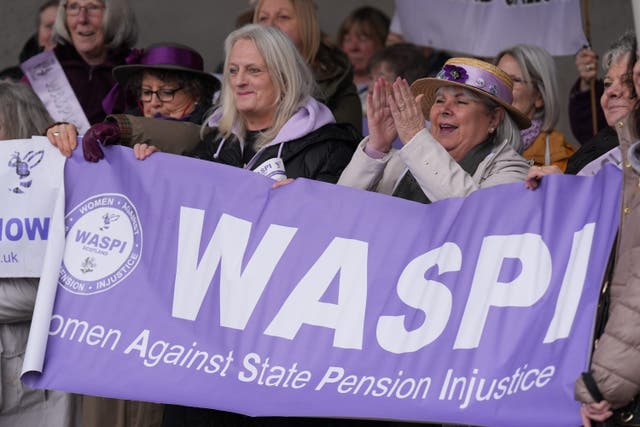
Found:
[387,77,425,145]
[366,77,398,153]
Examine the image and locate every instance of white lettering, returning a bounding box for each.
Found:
[171,208,297,328]
[264,237,368,349]
[544,223,595,343]
[454,234,551,349]
[377,242,461,353]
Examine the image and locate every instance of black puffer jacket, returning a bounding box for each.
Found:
[565,126,618,175]
[190,122,359,184]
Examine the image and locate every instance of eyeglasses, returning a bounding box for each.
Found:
[139,87,183,102]
[65,3,105,17]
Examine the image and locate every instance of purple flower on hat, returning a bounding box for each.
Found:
[441,65,468,83]
[488,84,498,96]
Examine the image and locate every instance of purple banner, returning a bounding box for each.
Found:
[24,145,621,426]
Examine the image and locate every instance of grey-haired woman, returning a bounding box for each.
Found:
[50,0,138,123]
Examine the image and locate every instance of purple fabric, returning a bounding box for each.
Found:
[23,145,621,427]
[363,140,387,159]
[435,62,513,104]
[207,97,336,169]
[268,97,335,146]
[521,118,543,151]
[134,46,204,71]
[102,45,205,115]
[81,122,120,162]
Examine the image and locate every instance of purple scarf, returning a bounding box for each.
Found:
[520,118,542,151]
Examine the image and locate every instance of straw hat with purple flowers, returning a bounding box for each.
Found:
[411,57,531,129]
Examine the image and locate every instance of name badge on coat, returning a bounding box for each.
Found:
[254,157,287,181]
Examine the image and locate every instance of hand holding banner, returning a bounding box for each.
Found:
[22,145,620,426]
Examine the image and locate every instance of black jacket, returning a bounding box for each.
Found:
[190,123,359,184]
[565,125,619,175]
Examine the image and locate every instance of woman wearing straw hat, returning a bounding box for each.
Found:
[47,42,220,159]
[338,57,531,203]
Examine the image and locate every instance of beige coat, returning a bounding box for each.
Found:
[574,117,640,408]
[337,129,530,201]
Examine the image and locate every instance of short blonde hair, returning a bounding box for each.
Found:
[214,24,316,148]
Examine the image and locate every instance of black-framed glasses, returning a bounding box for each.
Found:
[65,3,105,17]
[139,87,183,102]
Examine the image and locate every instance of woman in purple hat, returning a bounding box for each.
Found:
[107,42,219,123]
[338,57,531,204]
[46,42,220,157]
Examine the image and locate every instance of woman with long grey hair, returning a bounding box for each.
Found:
[495,44,575,171]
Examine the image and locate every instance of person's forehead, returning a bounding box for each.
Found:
[436,86,473,96]
[258,0,294,13]
[607,52,631,75]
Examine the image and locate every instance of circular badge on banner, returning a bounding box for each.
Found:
[59,193,143,295]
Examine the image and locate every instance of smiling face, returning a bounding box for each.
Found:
[428,86,503,161]
[256,0,303,53]
[139,72,197,119]
[228,38,278,130]
[65,0,106,65]
[601,52,635,126]
[496,53,543,121]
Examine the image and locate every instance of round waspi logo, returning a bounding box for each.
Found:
[59,193,142,295]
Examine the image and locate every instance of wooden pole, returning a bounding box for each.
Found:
[582,0,598,137]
